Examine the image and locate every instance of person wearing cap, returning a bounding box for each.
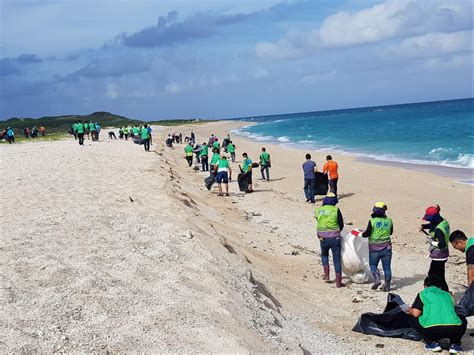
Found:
[352,202,393,291]
[314,193,345,287]
[449,230,474,287]
[420,205,450,292]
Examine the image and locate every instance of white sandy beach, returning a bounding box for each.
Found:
[1,121,473,353]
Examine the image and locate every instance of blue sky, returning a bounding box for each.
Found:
[0,0,472,120]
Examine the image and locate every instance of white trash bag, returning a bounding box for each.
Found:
[341,230,372,283]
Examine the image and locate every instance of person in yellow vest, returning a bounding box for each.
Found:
[420,205,450,292]
[400,275,467,353]
[314,193,345,287]
[352,202,393,291]
[450,230,474,287]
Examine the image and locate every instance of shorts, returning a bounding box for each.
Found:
[216,171,229,184]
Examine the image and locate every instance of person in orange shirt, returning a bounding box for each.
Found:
[323,155,339,196]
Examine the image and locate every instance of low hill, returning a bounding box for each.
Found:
[1,112,214,133]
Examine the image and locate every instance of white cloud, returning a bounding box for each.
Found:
[386,30,473,58]
[257,0,472,59]
[320,0,471,47]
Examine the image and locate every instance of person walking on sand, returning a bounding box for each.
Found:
[352,202,393,291]
[420,205,450,292]
[184,142,194,167]
[141,124,151,152]
[323,155,339,196]
[259,147,271,181]
[212,138,220,154]
[303,154,317,203]
[123,125,129,140]
[209,148,220,175]
[6,127,14,143]
[400,275,466,353]
[227,141,236,162]
[199,143,209,171]
[315,193,345,287]
[242,152,254,193]
[89,121,96,141]
[215,155,232,196]
[76,121,85,145]
[84,121,90,140]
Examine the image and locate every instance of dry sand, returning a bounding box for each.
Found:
[1,122,473,353]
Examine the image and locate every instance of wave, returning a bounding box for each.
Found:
[233,128,474,170]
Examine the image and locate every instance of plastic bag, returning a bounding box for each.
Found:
[341,231,371,283]
[352,293,422,341]
[456,283,474,317]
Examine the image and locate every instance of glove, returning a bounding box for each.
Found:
[351,229,363,237]
[400,303,410,313]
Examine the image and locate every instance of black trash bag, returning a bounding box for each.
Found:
[455,283,474,318]
[314,172,328,196]
[204,175,215,191]
[237,173,248,192]
[352,293,423,341]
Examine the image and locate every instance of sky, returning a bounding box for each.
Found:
[0,0,472,120]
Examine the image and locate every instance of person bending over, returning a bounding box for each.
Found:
[401,275,466,353]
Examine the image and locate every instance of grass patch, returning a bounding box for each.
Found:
[0,132,69,144]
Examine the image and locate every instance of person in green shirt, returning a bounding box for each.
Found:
[123,126,129,140]
[141,124,151,152]
[242,152,253,193]
[76,121,85,145]
[88,121,96,141]
[401,275,467,353]
[259,147,271,181]
[212,138,220,154]
[227,141,236,162]
[184,142,194,167]
[210,148,220,175]
[199,143,209,171]
[450,230,474,287]
[214,155,232,196]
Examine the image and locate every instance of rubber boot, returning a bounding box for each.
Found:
[323,265,330,283]
[382,278,391,292]
[371,271,381,290]
[335,273,345,288]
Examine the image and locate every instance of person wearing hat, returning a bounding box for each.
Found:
[420,205,450,292]
[352,202,393,291]
[314,193,345,287]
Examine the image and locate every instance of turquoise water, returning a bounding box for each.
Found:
[233,98,474,170]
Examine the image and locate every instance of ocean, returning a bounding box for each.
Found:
[232,98,474,178]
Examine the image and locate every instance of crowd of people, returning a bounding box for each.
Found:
[172,130,472,353]
[1,126,46,143]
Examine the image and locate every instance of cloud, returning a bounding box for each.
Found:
[0,53,43,76]
[120,10,253,48]
[257,0,473,59]
[319,0,472,48]
[386,30,473,59]
[70,56,153,78]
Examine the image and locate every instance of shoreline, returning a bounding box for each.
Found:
[229,120,474,182]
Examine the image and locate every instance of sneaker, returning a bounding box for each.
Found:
[424,342,442,352]
[449,344,463,353]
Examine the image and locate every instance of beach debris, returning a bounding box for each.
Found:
[346,221,353,225]
[375,344,385,348]
[183,229,194,239]
[299,343,312,355]
[129,196,134,202]
[252,212,262,216]
[352,298,362,303]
